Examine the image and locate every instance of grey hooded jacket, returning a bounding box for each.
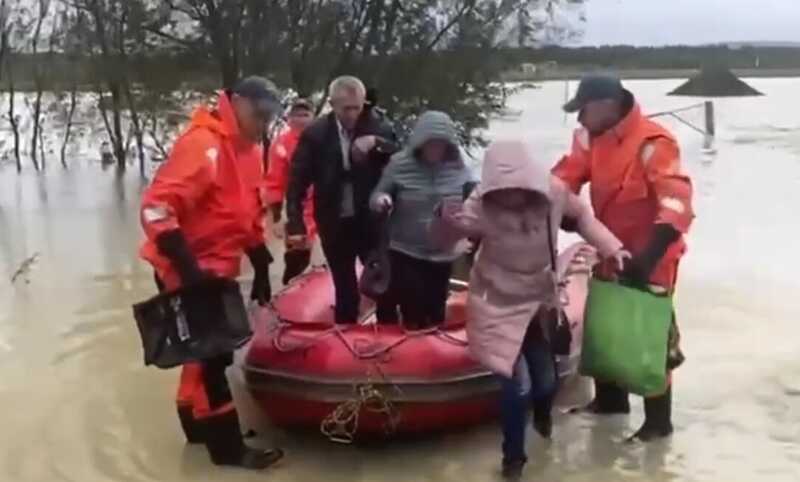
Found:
[370,111,474,262]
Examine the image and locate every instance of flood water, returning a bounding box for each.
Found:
[2,79,800,482]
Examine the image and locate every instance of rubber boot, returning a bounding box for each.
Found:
[571,380,631,415]
[532,395,554,439]
[177,405,204,444]
[202,410,284,470]
[628,387,673,443]
[501,457,527,481]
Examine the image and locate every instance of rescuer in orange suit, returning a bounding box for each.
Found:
[553,74,694,442]
[265,98,317,284]
[139,77,284,469]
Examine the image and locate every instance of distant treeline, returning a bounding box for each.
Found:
[3,52,213,92]
[9,44,800,92]
[509,45,800,69]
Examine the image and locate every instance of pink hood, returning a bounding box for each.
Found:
[479,141,551,202]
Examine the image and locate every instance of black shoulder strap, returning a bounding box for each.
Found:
[545,211,565,325]
[546,211,557,273]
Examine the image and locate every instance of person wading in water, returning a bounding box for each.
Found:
[139,77,284,470]
[554,73,695,442]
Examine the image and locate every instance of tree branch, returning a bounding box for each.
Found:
[425,1,476,52]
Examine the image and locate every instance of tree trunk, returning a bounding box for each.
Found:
[7,75,22,173]
[110,82,126,170]
[31,88,43,170]
[30,0,49,171]
[122,82,146,177]
[38,124,46,170]
[61,87,78,169]
[203,0,239,87]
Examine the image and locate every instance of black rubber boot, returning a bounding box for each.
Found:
[501,457,527,481]
[628,387,673,443]
[283,249,311,285]
[177,405,204,444]
[532,395,554,439]
[202,411,284,470]
[571,380,631,415]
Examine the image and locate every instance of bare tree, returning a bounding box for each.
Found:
[58,82,78,169]
[66,0,129,170]
[29,0,52,171]
[0,0,10,73]
[1,1,32,172]
[0,0,17,171]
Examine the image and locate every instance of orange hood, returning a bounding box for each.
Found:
[186,91,242,141]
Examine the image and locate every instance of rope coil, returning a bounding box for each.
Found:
[319,366,403,444]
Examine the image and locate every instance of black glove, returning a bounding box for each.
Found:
[155,229,206,286]
[620,224,680,287]
[269,203,282,224]
[462,181,478,200]
[246,244,273,305]
[375,137,400,156]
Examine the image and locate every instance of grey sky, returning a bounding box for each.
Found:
[580,0,800,46]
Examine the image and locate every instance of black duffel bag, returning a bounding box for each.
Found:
[132,278,253,369]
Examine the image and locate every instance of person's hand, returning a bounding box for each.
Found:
[454,238,478,256]
[610,249,632,273]
[441,198,464,222]
[272,219,285,239]
[464,237,479,255]
[353,135,377,155]
[373,194,393,214]
[619,251,661,288]
[286,234,308,252]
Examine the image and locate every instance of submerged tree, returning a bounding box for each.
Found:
[29,0,53,171]
[1,0,33,172]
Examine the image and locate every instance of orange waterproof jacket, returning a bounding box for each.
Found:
[553,103,694,289]
[264,126,317,238]
[139,92,267,291]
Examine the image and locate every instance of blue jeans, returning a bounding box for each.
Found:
[500,331,557,463]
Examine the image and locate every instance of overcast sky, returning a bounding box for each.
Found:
[580,0,800,46]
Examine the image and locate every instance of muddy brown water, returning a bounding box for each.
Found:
[2,79,800,481]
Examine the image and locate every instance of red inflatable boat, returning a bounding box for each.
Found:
[243,243,596,441]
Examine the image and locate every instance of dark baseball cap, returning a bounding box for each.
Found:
[232,76,283,119]
[563,74,626,113]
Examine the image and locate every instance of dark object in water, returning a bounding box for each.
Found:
[669,66,763,97]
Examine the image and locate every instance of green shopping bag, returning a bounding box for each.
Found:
[580,278,673,396]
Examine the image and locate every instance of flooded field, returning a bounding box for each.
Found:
[1,79,800,482]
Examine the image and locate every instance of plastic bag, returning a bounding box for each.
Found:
[580,278,673,396]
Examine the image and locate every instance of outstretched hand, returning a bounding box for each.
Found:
[611,249,633,273]
[353,136,378,156]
